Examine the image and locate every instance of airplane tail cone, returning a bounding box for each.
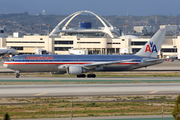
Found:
[135,28,166,58]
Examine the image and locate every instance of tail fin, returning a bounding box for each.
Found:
[135,28,166,58]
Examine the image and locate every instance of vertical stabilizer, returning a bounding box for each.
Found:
[135,28,166,58]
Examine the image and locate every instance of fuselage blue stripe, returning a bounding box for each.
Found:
[6,60,142,62]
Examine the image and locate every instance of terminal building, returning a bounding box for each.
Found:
[134,26,156,34]
[0,11,180,59]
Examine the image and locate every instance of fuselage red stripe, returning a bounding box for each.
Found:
[4,62,139,65]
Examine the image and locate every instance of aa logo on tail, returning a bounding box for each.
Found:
[145,42,157,53]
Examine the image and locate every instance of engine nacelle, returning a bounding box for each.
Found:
[68,66,84,75]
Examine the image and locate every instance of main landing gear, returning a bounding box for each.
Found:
[15,70,20,78]
[87,74,96,78]
[77,74,86,78]
[76,74,96,78]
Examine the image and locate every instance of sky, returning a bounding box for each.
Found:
[0,0,180,16]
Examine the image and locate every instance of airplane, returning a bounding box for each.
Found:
[0,48,18,57]
[3,28,166,78]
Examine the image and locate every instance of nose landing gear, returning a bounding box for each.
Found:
[15,70,20,78]
[16,73,20,78]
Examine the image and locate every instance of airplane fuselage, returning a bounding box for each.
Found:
[3,54,162,73]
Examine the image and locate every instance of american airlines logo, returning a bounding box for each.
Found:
[145,42,157,53]
[27,56,54,60]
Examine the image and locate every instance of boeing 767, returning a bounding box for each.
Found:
[3,28,166,78]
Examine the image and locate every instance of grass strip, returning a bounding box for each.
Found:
[0,95,176,119]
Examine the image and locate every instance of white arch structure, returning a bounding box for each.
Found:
[49,10,119,38]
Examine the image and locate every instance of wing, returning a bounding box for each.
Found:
[82,59,135,70]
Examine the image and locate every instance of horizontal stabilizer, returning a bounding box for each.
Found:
[144,59,165,62]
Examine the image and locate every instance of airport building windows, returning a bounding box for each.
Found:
[54,47,72,51]
[116,48,120,53]
[6,41,44,43]
[131,42,147,46]
[107,43,121,44]
[66,32,105,37]
[107,48,115,54]
[11,47,23,50]
[161,48,177,53]
[107,48,120,54]
[54,41,73,44]
[132,48,141,54]
[77,42,100,44]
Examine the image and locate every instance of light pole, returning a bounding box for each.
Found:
[71,101,73,120]
[46,24,51,35]
[162,103,163,120]
[46,24,51,54]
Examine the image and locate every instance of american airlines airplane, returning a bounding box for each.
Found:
[3,28,166,78]
[0,48,18,57]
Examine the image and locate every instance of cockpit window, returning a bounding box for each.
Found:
[10,59,14,61]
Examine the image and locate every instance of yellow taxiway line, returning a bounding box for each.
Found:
[149,91,159,94]
[34,93,47,96]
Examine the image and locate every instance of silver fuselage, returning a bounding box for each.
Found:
[3,54,163,73]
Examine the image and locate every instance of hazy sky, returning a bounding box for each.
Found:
[0,0,180,16]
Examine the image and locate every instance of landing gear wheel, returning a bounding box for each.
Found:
[77,74,86,78]
[92,74,96,78]
[87,74,96,78]
[87,74,91,78]
[81,74,86,78]
[15,70,20,78]
[16,73,20,78]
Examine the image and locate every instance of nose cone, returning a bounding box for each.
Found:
[3,62,8,68]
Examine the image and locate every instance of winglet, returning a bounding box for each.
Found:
[135,28,166,58]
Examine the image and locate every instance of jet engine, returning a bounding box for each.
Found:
[67,66,86,75]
